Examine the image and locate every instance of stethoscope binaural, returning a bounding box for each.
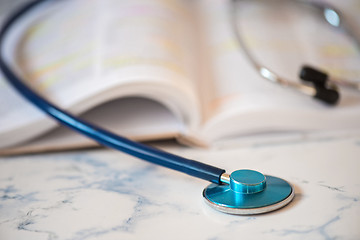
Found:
[232,0,360,105]
[0,0,296,215]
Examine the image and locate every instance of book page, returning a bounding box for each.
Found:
[196,0,360,141]
[0,97,184,155]
[0,0,201,148]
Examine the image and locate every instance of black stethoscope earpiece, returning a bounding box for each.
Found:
[300,65,340,104]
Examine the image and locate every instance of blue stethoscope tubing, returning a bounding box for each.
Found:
[0,0,225,184]
[0,0,294,215]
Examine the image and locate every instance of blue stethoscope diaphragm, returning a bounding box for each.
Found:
[203,170,294,215]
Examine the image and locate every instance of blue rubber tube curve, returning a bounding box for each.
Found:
[0,0,225,184]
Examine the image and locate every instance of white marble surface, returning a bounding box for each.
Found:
[1,1,360,239]
[1,136,360,240]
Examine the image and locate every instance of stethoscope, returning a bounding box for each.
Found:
[10,0,356,215]
[232,0,360,105]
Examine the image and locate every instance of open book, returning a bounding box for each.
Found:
[1,0,360,155]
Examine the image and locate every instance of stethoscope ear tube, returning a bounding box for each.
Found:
[231,0,360,105]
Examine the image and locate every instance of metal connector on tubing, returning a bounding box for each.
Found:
[220,172,231,184]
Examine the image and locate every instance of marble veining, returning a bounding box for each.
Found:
[1,137,360,240]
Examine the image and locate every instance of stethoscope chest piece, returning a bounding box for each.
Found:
[203,169,294,215]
